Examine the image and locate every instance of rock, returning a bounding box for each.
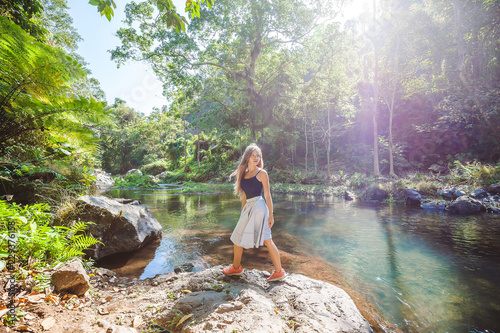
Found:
[125,169,142,176]
[453,189,467,198]
[363,188,389,202]
[421,202,446,210]
[114,198,141,205]
[216,301,244,313]
[97,319,111,329]
[93,169,114,191]
[445,196,485,215]
[95,267,117,278]
[41,317,56,330]
[51,258,90,296]
[106,326,137,333]
[156,171,168,180]
[470,189,489,199]
[158,267,372,332]
[75,196,162,260]
[429,164,448,174]
[344,191,356,201]
[405,188,425,207]
[174,263,195,273]
[438,189,455,200]
[487,184,500,194]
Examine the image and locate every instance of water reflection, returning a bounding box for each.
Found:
[105,189,500,332]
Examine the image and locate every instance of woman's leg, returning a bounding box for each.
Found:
[264,239,282,273]
[233,244,244,269]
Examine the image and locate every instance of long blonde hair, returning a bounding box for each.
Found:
[230,143,264,200]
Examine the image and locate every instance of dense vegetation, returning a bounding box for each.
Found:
[106,0,500,181]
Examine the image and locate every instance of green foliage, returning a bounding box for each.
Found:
[113,173,159,188]
[0,200,101,269]
[448,161,500,186]
[348,173,372,189]
[0,0,46,38]
[0,14,109,201]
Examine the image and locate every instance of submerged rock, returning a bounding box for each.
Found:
[421,202,446,211]
[76,196,162,260]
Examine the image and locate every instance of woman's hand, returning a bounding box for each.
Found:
[268,214,274,228]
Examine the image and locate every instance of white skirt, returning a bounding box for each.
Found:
[230,196,272,249]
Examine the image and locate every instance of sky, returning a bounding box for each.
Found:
[68,1,183,115]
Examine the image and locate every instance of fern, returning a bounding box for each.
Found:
[0,200,101,269]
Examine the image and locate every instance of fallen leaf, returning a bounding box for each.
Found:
[181,290,192,293]
[27,294,45,303]
[41,317,56,330]
[0,308,9,318]
[274,309,280,314]
[176,313,193,328]
[24,314,36,320]
[45,294,60,305]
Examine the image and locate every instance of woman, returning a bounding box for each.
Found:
[223,143,286,281]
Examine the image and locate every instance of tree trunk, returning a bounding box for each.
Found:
[304,109,308,174]
[452,0,470,91]
[388,28,400,178]
[197,109,200,169]
[327,82,332,177]
[313,139,318,174]
[372,0,381,177]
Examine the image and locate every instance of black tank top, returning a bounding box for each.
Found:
[240,170,263,199]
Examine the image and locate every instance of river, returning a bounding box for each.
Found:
[101,188,500,332]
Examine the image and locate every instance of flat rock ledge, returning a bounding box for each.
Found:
[151,266,372,332]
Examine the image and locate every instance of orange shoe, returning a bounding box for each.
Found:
[223,264,244,276]
[267,269,286,282]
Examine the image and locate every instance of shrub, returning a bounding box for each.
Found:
[0,200,101,270]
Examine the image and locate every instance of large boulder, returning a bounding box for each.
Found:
[363,188,390,202]
[487,184,500,194]
[470,189,489,199]
[92,169,114,191]
[445,196,485,215]
[405,188,425,207]
[76,196,162,260]
[158,267,372,332]
[125,169,142,176]
[51,258,90,296]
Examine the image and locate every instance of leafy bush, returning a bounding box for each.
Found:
[0,200,101,270]
[448,161,500,186]
[141,160,169,175]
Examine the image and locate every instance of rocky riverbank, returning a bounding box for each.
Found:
[1,264,393,333]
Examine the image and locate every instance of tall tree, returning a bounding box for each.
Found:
[111,0,322,139]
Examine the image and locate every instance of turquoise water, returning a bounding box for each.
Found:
[106,189,500,332]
